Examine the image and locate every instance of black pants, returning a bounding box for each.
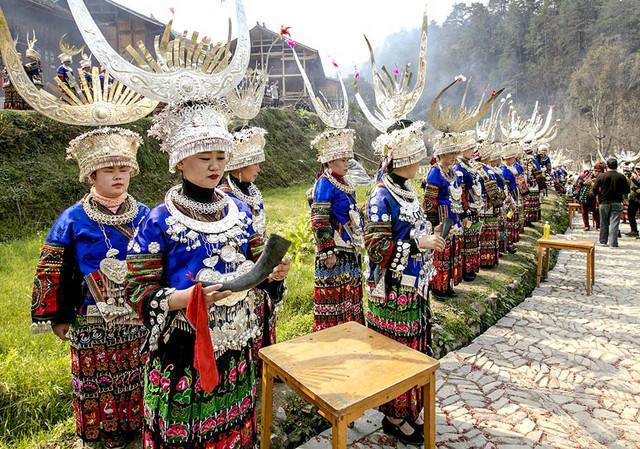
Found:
[629,200,640,233]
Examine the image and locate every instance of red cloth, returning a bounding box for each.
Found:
[186,283,218,392]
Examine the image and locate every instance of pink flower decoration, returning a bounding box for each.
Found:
[332,59,339,68]
[228,366,238,383]
[397,294,408,306]
[286,39,297,48]
[200,417,216,433]
[238,360,247,375]
[160,376,171,392]
[148,369,161,385]
[166,424,188,438]
[228,405,240,421]
[176,376,189,392]
[393,68,400,76]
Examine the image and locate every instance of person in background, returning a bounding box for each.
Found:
[626,162,640,238]
[593,158,630,247]
[309,128,364,331]
[271,81,280,108]
[575,161,604,231]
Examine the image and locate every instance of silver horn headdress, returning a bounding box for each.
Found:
[476,93,510,144]
[355,1,428,133]
[429,76,504,156]
[521,102,559,151]
[0,6,157,126]
[226,68,269,171]
[287,36,354,163]
[66,0,251,103]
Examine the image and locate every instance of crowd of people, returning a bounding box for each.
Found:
[572,157,638,247]
[0,2,637,449]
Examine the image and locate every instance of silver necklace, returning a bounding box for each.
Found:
[227,175,263,210]
[82,194,138,226]
[324,169,356,196]
[172,186,228,215]
[382,174,417,202]
[96,223,127,285]
[165,185,241,235]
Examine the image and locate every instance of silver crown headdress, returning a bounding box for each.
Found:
[476,93,510,144]
[227,68,268,123]
[429,76,504,156]
[67,0,251,103]
[79,52,92,69]
[226,68,269,171]
[355,2,428,133]
[0,7,155,182]
[614,148,640,165]
[149,99,233,172]
[548,148,573,168]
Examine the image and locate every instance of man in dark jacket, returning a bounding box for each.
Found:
[593,158,631,247]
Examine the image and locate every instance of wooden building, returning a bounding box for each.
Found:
[1,2,338,107]
[0,0,163,78]
[235,24,341,107]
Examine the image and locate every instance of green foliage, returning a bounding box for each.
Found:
[283,213,314,263]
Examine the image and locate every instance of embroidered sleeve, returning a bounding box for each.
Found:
[311,179,336,254]
[31,212,81,333]
[125,213,174,346]
[364,191,395,267]
[422,184,440,214]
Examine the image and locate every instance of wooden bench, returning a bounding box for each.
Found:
[536,237,596,295]
[259,321,440,449]
[568,202,581,229]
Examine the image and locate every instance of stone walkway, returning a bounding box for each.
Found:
[298,219,640,449]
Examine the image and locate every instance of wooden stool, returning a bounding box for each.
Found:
[259,322,440,449]
[568,202,581,229]
[536,237,596,295]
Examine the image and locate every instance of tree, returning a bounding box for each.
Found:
[569,44,626,154]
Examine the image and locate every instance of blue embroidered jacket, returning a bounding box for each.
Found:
[422,165,463,226]
[31,199,148,326]
[310,175,360,254]
[364,181,429,288]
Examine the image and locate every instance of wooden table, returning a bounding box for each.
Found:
[536,237,595,295]
[259,322,440,449]
[568,202,581,229]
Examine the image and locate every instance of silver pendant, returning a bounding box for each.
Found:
[237,260,255,275]
[106,248,119,258]
[220,245,237,263]
[195,268,222,284]
[203,256,219,268]
[99,257,127,284]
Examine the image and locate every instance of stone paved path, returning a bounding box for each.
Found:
[298,219,640,449]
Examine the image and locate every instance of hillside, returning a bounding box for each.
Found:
[0,107,378,242]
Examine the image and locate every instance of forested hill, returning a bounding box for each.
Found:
[354,0,640,162]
